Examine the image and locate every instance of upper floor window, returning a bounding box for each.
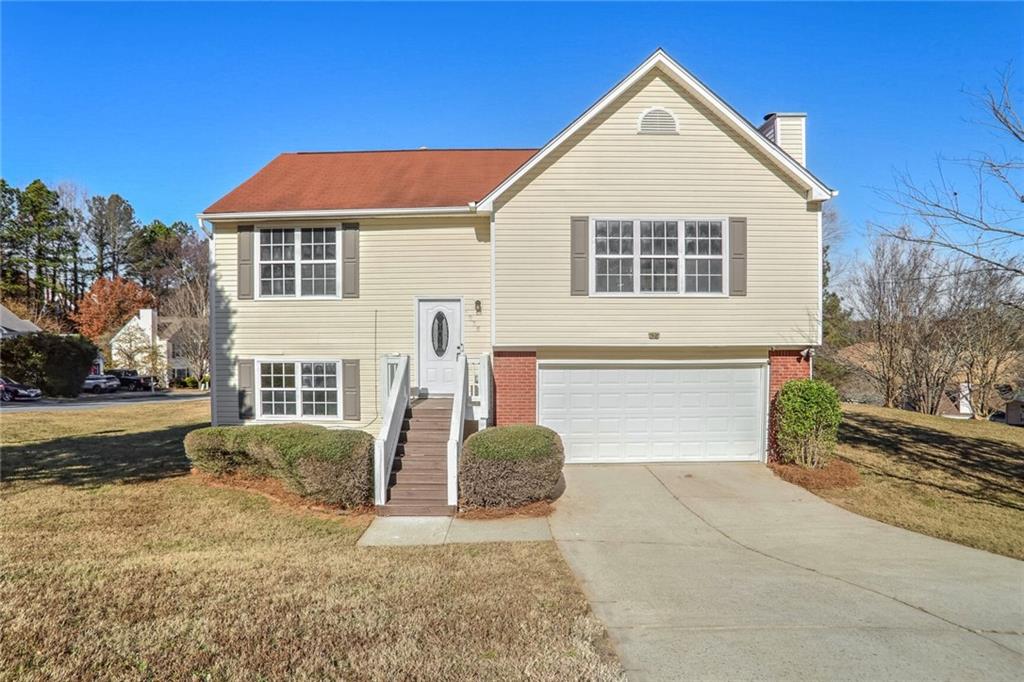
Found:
[258,227,338,298]
[591,218,726,296]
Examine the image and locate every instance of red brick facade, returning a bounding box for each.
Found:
[493,351,536,426]
[767,349,812,459]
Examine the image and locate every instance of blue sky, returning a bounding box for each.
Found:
[2,2,1021,258]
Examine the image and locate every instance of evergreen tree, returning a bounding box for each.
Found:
[85,193,137,279]
[17,180,72,314]
[124,219,190,300]
[0,180,28,299]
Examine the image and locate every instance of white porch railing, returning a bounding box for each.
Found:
[380,353,404,408]
[374,354,409,506]
[467,352,492,430]
[446,354,469,506]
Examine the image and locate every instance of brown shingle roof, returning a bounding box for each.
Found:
[204,148,538,214]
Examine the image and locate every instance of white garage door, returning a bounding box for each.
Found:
[538,364,766,463]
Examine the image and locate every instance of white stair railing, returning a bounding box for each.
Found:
[374,354,409,506]
[467,352,492,430]
[446,353,469,507]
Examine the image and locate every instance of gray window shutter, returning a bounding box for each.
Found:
[237,359,255,419]
[570,216,589,296]
[237,225,254,300]
[342,359,360,420]
[729,217,747,297]
[342,223,359,298]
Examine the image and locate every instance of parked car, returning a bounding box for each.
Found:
[106,368,155,391]
[0,377,42,402]
[83,374,121,394]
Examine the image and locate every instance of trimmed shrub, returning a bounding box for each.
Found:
[0,332,98,397]
[183,424,374,507]
[183,375,199,389]
[775,378,843,468]
[459,425,564,508]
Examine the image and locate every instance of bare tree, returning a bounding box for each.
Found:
[879,68,1023,308]
[161,234,209,379]
[897,257,969,415]
[850,236,916,407]
[957,268,1024,417]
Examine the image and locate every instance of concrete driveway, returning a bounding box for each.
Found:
[550,463,1024,681]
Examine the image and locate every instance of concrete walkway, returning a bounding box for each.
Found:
[551,463,1024,681]
[357,514,551,546]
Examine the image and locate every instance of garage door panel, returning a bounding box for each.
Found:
[539,364,765,463]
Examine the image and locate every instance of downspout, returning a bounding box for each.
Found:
[198,217,216,423]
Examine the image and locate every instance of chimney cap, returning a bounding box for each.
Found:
[763,112,807,121]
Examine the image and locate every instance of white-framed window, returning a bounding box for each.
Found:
[257,227,340,298]
[591,217,727,296]
[257,360,340,419]
[683,220,725,294]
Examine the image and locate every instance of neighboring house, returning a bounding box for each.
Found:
[200,49,835,513]
[110,308,196,382]
[0,302,42,339]
[938,383,974,420]
[1000,388,1024,427]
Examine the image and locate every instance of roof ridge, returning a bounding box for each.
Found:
[288,148,539,155]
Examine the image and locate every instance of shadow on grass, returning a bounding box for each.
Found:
[839,412,1024,511]
[2,423,202,488]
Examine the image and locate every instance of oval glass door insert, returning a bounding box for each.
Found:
[431,312,449,357]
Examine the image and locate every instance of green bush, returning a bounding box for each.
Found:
[0,333,98,397]
[775,379,843,468]
[183,376,199,389]
[459,425,564,508]
[183,424,374,507]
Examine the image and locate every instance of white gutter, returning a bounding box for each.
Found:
[197,204,481,222]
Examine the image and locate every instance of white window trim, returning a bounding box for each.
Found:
[255,358,343,421]
[254,226,343,300]
[589,216,729,298]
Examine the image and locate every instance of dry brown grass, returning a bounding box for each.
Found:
[820,403,1024,560]
[0,402,623,680]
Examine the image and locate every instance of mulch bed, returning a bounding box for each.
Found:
[457,500,554,520]
[190,469,373,519]
[769,459,861,491]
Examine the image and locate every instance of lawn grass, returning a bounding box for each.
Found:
[0,402,621,680]
[819,403,1024,560]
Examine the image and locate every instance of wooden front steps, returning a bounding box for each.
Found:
[377,396,455,517]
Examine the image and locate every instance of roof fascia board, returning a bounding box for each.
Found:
[478,49,835,210]
[197,205,480,222]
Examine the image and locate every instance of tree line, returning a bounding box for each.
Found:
[819,69,1023,418]
[0,178,209,378]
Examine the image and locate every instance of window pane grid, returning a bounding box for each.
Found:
[640,221,679,292]
[258,228,338,298]
[593,218,724,295]
[595,220,635,293]
[259,363,296,415]
[300,229,338,296]
[260,361,341,418]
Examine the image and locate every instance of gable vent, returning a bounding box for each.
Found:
[638,107,678,135]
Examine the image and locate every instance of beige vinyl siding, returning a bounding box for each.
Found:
[211,217,491,432]
[492,68,821,348]
[776,116,807,165]
[537,346,770,363]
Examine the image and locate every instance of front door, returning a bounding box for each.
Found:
[417,298,463,395]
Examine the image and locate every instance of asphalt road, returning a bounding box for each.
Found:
[0,392,209,412]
